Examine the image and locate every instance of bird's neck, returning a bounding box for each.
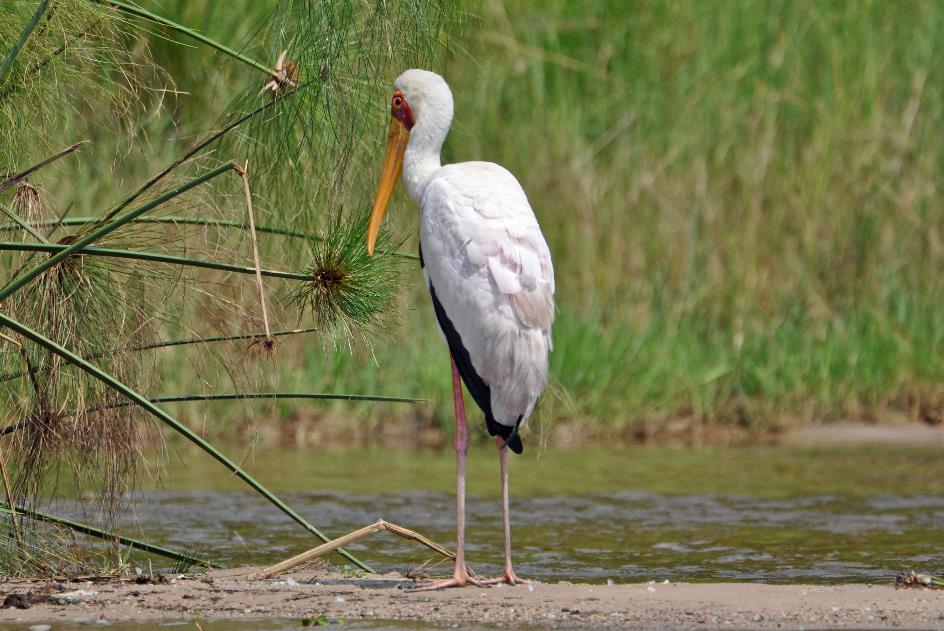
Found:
[402,112,451,204]
[402,148,440,204]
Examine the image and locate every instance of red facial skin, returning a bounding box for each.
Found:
[392,88,415,131]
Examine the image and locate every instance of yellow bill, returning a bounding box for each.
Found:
[367,118,410,255]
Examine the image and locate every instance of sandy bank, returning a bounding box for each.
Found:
[0,568,941,629]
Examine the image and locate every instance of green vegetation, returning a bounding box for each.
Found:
[0,0,461,573]
[300,0,944,438]
[5,0,944,462]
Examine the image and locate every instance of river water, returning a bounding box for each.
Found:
[98,444,944,584]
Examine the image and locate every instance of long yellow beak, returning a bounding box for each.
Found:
[367,118,410,255]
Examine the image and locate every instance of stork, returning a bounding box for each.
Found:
[367,69,555,589]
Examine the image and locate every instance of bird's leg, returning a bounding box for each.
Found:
[483,436,529,586]
[412,355,482,591]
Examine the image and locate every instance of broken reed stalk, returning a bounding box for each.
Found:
[0,0,51,85]
[0,313,374,573]
[236,161,273,346]
[255,519,456,579]
[0,141,86,195]
[0,502,214,568]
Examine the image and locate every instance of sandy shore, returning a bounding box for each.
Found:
[0,568,942,629]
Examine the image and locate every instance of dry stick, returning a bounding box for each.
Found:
[236,161,272,347]
[0,141,86,195]
[254,519,458,579]
[382,521,457,561]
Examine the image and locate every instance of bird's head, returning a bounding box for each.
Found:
[367,69,454,255]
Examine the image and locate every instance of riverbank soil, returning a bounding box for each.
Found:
[0,568,941,629]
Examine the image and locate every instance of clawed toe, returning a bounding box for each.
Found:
[408,572,486,592]
[409,575,484,591]
[482,571,529,586]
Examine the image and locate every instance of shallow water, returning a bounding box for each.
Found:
[74,445,944,584]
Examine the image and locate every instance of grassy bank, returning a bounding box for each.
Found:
[237,0,944,441]
[12,1,944,445]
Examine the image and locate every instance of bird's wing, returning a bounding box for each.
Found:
[420,162,555,424]
[426,162,555,331]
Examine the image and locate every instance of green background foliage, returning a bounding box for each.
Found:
[6,0,944,447]
[297,0,944,439]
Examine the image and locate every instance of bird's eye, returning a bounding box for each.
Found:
[392,95,403,107]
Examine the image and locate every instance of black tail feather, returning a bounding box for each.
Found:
[506,424,524,454]
[485,413,524,454]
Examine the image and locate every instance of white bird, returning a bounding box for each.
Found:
[367,69,555,589]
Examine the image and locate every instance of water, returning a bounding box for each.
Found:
[74,445,944,584]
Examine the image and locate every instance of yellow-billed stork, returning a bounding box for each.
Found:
[367,69,555,589]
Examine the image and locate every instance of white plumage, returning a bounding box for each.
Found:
[367,68,555,588]
[387,68,555,438]
[419,162,555,428]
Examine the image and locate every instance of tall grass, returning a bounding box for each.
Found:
[276,0,944,440]
[9,1,944,451]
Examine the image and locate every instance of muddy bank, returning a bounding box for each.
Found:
[785,421,944,446]
[220,407,944,449]
[1,568,941,629]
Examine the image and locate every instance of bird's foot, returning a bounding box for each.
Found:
[482,569,529,586]
[409,572,484,591]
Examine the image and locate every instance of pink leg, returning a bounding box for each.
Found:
[484,437,528,585]
[412,355,481,591]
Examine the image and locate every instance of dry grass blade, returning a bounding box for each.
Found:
[235,161,273,352]
[0,141,86,195]
[255,519,457,579]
